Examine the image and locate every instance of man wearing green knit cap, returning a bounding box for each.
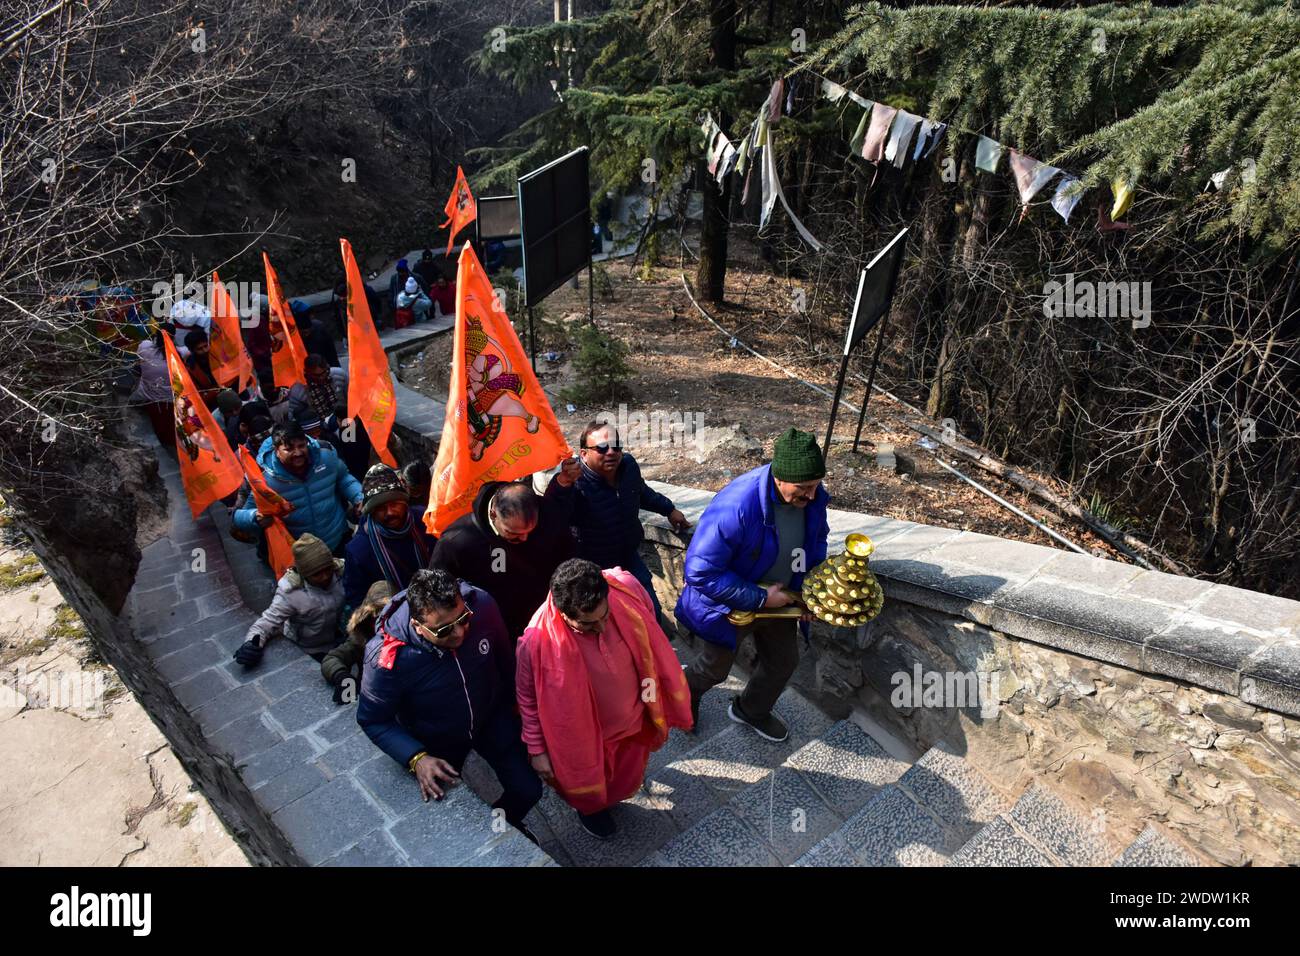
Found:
[675,428,831,742]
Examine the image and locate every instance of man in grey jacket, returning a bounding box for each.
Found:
[233,533,346,668]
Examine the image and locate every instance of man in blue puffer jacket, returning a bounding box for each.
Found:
[357,569,540,835]
[232,421,364,556]
[676,428,830,743]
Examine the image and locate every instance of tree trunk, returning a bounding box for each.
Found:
[696,0,736,304]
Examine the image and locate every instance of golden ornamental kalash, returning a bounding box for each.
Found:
[726,533,884,628]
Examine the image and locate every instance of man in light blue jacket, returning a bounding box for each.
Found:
[233,420,364,556]
[675,428,830,742]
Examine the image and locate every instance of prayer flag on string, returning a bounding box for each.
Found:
[758,131,824,251]
[1008,150,1062,205]
[885,111,922,168]
[821,78,849,103]
[913,120,948,160]
[975,136,1004,173]
[848,106,871,156]
[862,103,897,163]
[1110,175,1135,221]
[1050,177,1085,223]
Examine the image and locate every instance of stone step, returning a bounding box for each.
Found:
[947,817,1055,867]
[657,719,905,866]
[1004,783,1118,866]
[796,740,1009,866]
[1114,824,1199,867]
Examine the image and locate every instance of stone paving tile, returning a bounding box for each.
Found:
[839,785,956,867]
[238,735,321,789]
[155,637,227,684]
[354,753,422,819]
[727,765,841,865]
[787,721,907,817]
[794,831,860,867]
[541,799,679,868]
[772,686,836,743]
[312,702,361,744]
[898,744,1008,842]
[191,680,273,735]
[658,806,779,867]
[319,730,382,778]
[268,684,343,735]
[253,656,322,701]
[273,775,388,866]
[948,817,1055,867]
[388,787,506,867]
[669,725,797,798]
[1113,826,1197,867]
[252,763,331,815]
[325,829,411,867]
[642,763,722,833]
[458,828,552,867]
[171,666,237,711]
[1008,784,1117,866]
[206,712,285,766]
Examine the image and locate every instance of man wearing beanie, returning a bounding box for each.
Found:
[675,428,830,742]
[344,464,434,616]
[233,533,346,669]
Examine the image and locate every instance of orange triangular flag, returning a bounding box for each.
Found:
[163,335,244,517]
[425,243,571,535]
[262,252,307,390]
[440,166,477,256]
[340,237,398,468]
[208,270,255,393]
[238,444,296,578]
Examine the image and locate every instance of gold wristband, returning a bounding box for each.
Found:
[408,751,428,774]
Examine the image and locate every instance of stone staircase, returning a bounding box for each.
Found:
[460,642,1200,868]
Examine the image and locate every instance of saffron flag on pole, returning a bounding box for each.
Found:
[340,237,398,468]
[238,444,296,579]
[441,166,478,256]
[262,252,307,390]
[162,335,243,517]
[208,270,254,393]
[424,243,571,536]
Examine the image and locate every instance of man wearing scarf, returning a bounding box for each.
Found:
[343,465,433,616]
[515,559,692,840]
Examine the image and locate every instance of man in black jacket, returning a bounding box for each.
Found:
[548,421,691,622]
[357,569,540,833]
[428,470,579,641]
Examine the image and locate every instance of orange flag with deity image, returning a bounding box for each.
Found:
[440,165,477,256]
[238,444,296,579]
[424,243,570,536]
[163,335,244,517]
[208,270,255,393]
[262,252,307,390]
[340,237,398,467]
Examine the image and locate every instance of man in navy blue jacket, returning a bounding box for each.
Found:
[357,568,540,834]
[675,429,830,743]
[548,421,691,622]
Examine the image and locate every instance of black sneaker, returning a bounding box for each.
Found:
[728,696,789,742]
[576,809,617,841]
[687,691,702,735]
[515,823,540,846]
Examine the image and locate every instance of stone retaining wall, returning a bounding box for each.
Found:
[641,482,1300,867]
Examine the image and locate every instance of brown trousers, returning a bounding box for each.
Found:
[683,617,799,719]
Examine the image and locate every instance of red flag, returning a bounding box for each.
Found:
[238,444,296,578]
[425,243,570,535]
[440,166,477,256]
[262,252,307,389]
[208,270,254,392]
[162,336,244,517]
[340,238,398,467]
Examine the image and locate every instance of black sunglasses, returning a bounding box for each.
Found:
[415,608,473,640]
[581,442,622,455]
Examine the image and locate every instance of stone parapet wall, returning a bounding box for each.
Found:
[641,481,1300,866]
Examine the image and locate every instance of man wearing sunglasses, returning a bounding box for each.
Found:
[676,428,830,743]
[546,421,691,626]
[357,568,541,838]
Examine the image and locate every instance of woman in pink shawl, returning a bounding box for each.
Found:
[516,558,692,840]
